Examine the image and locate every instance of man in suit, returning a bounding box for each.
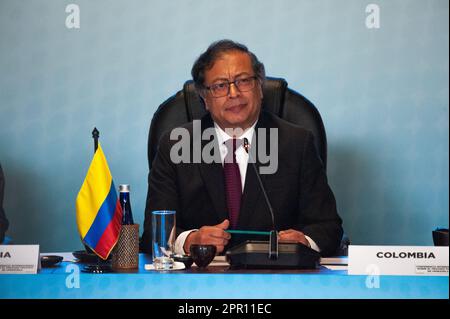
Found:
[0,163,9,244]
[141,40,343,257]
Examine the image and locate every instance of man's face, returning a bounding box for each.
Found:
[201,50,263,132]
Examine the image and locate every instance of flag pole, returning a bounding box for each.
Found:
[82,128,100,255]
[81,127,113,273]
[92,127,99,153]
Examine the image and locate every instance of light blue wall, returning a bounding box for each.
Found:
[0,0,448,252]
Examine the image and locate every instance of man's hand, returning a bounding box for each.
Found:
[183,219,231,254]
[278,229,310,247]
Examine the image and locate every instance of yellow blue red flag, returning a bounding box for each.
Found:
[75,143,122,260]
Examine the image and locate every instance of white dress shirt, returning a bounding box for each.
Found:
[174,121,320,255]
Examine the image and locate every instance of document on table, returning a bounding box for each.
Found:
[191,255,230,268]
[320,256,348,271]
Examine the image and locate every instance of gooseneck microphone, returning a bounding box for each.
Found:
[243,138,278,259]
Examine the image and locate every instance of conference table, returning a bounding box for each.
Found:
[0,253,448,299]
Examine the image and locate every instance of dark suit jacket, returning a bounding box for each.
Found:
[0,164,9,243]
[141,111,343,256]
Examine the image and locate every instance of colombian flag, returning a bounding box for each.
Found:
[75,143,122,260]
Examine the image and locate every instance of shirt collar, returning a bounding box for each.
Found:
[214,120,257,148]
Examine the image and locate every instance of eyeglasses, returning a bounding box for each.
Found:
[204,76,258,98]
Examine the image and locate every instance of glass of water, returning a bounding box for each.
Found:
[152,210,176,270]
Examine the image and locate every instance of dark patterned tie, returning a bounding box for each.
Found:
[223,138,242,229]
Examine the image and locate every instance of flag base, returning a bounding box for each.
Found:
[81,264,113,273]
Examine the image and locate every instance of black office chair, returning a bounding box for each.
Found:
[145,77,348,255]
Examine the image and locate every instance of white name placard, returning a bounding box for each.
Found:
[348,245,449,276]
[0,245,40,274]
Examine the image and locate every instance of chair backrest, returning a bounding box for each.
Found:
[147,77,327,170]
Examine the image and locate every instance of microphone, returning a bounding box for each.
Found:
[243,138,278,259]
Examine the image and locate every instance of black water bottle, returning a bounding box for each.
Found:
[119,184,134,225]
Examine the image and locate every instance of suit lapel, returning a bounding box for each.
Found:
[238,157,263,228]
[197,115,229,222]
[237,112,271,229]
